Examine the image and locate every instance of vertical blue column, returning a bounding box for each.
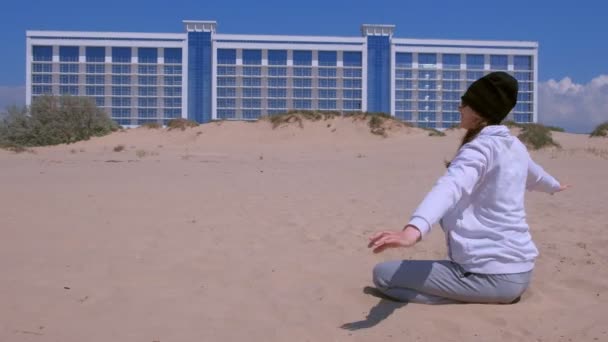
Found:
[187,31,212,123]
[366,36,391,114]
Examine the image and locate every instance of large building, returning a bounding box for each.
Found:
[26,20,538,128]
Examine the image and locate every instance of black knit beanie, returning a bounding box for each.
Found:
[461,71,519,124]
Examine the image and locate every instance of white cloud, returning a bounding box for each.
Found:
[539,75,608,133]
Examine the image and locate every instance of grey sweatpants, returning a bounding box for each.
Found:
[372,260,532,304]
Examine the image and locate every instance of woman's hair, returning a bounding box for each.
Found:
[445,102,493,168]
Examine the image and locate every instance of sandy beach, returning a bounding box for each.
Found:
[1,117,607,341]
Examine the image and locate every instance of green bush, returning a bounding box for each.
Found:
[167,118,199,130]
[590,121,608,137]
[0,95,118,148]
[518,123,560,150]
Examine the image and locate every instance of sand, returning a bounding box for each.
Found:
[1,117,607,341]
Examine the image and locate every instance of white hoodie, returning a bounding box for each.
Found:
[408,125,561,274]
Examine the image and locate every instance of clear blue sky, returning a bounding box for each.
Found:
[0,0,605,86]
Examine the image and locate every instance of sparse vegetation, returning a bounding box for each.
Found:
[113,144,125,152]
[0,96,118,149]
[135,149,148,158]
[590,122,608,137]
[424,128,446,137]
[518,123,561,150]
[140,122,162,129]
[585,147,608,159]
[265,110,340,129]
[167,118,199,131]
[503,120,524,128]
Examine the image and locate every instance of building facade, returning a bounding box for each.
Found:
[26,20,538,127]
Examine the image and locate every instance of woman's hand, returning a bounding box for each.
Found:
[368,225,422,254]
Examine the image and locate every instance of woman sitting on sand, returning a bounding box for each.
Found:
[368,72,569,304]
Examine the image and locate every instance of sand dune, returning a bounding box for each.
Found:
[1,117,607,341]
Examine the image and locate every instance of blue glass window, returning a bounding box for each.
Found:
[164,109,181,118]
[318,79,337,88]
[60,64,79,73]
[164,48,182,64]
[395,90,413,100]
[164,98,181,107]
[268,50,287,65]
[32,85,52,95]
[112,86,131,96]
[165,76,182,86]
[217,77,236,86]
[395,69,412,79]
[343,52,362,67]
[164,87,181,96]
[293,67,312,77]
[243,67,261,76]
[112,108,131,118]
[268,78,287,87]
[217,49,236,65]
[242,88,261,98]
[268,99,287,108]
[442,54,460,69]
[112,75,131,84]
[242,99,261,108]
[217,98,236,108]
[293,99,312,109]
[242,77,261,87]
[32,74,52,84]
[139,76,157,85]
[293,50,312,66]
[514,56,532,70]
[85,75,104,84]
[139,87,157,96]
[85,86,105,96]
[319,100,336,109]
[33,46,52,61]
[242,110,261,119]
[442,70,460,80]
[268,88,287,97]
[59,85,78,95]
[318,89,337,98]
[217,66,236,75]
[59,46,79,62]
[33,63,52,73]
[138,98,157,107]
[395,112,413,121]
[243,49,262,65]
[59,75,78,84]
[86,47,105,63]
[395,53,412,68]
[418,53,437,67]
[343,79,362,88]
[217,109,236,119]
[293,89,312,98]
[343,89,362,99]
[86,64,104,73]
[217,88,236,97]
[112,47,131,63]
[490,55,508,70]
[318,51,337,66]
[268,67,287,76]
[293,78,312,88]
[342,100,361,110]
[112,65,131,74]
[466,54,484,70]
[112,97,131,107]
[138,48,157,64]
[318,68,337,77]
